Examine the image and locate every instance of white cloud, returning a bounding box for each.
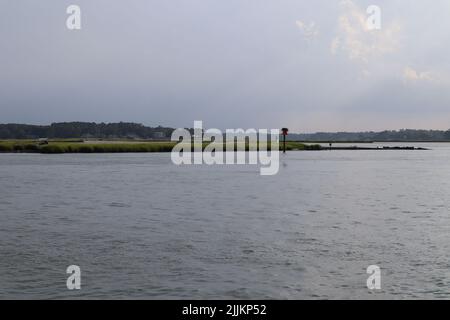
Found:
[331,0,401,63]
[329,1,448,87]
[403,66,440,84]
[295,20,319,41]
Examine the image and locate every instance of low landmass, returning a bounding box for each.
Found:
[0,122,437,153]
[0,140,324,153]
[0,139,428,154]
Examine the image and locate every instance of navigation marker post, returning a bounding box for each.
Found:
[281,128,289,154]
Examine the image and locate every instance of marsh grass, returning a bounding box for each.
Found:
[0,140,321,153]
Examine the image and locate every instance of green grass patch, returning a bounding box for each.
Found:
[0,140,322,153]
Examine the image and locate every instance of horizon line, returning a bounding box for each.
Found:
[1,121,450,135]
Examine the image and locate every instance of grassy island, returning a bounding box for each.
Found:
[0,140,322,154]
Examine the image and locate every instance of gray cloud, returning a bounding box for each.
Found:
[1,0,450,132]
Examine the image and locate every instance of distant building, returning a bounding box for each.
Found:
[153,132,165,139]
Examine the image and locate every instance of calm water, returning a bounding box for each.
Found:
[1,143,450,299]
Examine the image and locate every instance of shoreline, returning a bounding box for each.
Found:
[0,140,429,154]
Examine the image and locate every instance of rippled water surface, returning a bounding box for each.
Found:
[1,143,450,299]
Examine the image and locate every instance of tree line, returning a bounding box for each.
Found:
[1,122,450,141]
[288,129,450,142]
[0,122,175,139]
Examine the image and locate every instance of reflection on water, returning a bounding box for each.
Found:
[1,143,450,299]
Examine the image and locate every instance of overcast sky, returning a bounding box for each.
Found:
[1,0,450,132]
